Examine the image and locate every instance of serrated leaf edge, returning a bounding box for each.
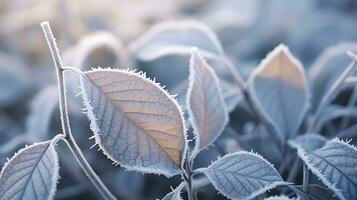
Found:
[0,140,59,200]
[187,48,229,158]
[297,138,357,200]
[79,67,188,177]
[198,151,288,200]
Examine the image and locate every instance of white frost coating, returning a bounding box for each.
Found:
[187,49,228,158]
[128,20,225,61]
[248,44,310,143]
[0,141,59,200]
[298,138,357,200]
[264,195,295,200]
[198,151,287,200]
[79,67,187,177]
[161,181,186,200]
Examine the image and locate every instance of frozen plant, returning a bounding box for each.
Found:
[0,20,357,200]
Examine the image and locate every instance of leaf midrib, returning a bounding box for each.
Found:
[89,77,182,165]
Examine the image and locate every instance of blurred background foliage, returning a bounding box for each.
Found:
[0,0,357,199]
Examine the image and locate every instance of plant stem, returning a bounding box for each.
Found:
[302,163,309,193]
[183,153,195,200]
[41,21,116,200]
[222,57,282,149]
[309,57,357,132]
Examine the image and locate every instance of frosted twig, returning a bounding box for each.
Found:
[41,21,117,200]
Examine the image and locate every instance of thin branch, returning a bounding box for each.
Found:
[302,164,309,192]
[310,54,357,132]
[41,21,116,200]
[220,57,282,149]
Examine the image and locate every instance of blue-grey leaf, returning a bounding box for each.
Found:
[161,182,186,200]
[0,141,59,200]
[248,44,309,143]
[80,68,187,176]
[129,21,224,61]
[63,32,129,72]
[308,43,357,111]
[197,151,286,200]
[288,134,327,152]
[298,138,357,200]
[187,50,228,157]
[25,86,58,140]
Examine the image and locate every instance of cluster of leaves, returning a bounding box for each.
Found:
[0,19,357,200]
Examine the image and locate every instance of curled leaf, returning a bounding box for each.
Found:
[298,138,357,200]
[80,68,186,176]
[0,141,59,200]
[129,20,224,61]
[197,151,286,200]
[187,50,228,156]
[248,44,309,143]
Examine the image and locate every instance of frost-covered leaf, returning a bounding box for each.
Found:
[0,141,59,200]
[290,184,338,200]
[264,195,294,200]
[63,32,129,71]
[248,44,309,143]
[187,50,228,156]
[25,86,58,140]
[161,182,186,200]
[80,68,186,176]
[129,21,224,61]
[288,134,327,152]
[197,151,286,200]
[298,138,357,200]
[308,43,357,110]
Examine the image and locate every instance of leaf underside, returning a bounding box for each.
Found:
[0,141,59,200]
[200,151,285,200]
[188,50,228,155]
[80,68,186,176]
[249,44,309,143]
[298,138,357,200]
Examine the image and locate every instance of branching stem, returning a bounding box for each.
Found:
[302,163,309,193]
[41,21,116,200]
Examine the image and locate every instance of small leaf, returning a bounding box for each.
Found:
[80,68,187,176]
[161,182,186,200]
[197,151,286,200]
[298,138,357,200]
[0,141,59,200]
[248,44,309,143]
[129,20,224,61]
[187,50,228,156]
[290,184,338,200]
[288,134,327,152]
